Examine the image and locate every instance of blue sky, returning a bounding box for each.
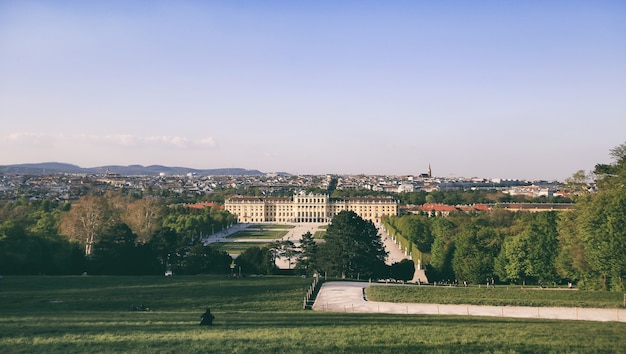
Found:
[1,1,624,180]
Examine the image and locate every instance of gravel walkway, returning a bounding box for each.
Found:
[312,281,626,323]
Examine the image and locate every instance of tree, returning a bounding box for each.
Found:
[405,216,433,253]
[148,227,180,273]
[564,142,626,291]
[315,211,387,279]
[90,222,138,275]
[593,142,626,189]
[123,198,164,243]
[59,195,111,255]
[428,218,456,281]
[296,231,318,275]
[271,240,300,270]
[181,243,232,275]
[495,235,527,284]
[577,189,626,290]
[390,259,415,282]
[555,211,588,284]
[452,221,501,284]
[236,246,277,275]
[563,170,591,197]
[523,212,559,284]
[0,201,86,275]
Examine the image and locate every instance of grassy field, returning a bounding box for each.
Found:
[366,284,626,308]
[0,276,624,353]
[226,230,289,239]
[248,224,296,230]
[208,241,271,254]
[313,231,326,239]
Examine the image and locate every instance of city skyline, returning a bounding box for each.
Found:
[1,1,625,181]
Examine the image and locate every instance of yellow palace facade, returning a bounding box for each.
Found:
[224,193,398,224]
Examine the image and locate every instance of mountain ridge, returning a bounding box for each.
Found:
[0,162,267,176]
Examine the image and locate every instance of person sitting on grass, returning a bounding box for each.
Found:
[130,304,150,311]
[200,308,215,326]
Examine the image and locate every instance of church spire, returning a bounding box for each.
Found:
[428,163,432,178]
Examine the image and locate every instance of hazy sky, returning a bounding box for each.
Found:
[1,1,624,180]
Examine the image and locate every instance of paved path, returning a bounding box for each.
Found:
[274,223,325,269]
[204,223,429,277]
[202,223,326,265]
[313,281,626,323]
[202,223,250,245]
[377,225,428,282]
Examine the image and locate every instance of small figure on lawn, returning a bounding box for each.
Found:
[200,308,215,326]
[130,303,150,311]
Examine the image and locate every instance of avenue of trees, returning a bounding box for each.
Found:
[385,143,626,291]
[234,211,414,282]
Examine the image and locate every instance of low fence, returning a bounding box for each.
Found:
[314,301,626,322]
[303,276,323,310]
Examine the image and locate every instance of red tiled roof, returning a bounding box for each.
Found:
[418,203,458,212]
[184,202,222,209]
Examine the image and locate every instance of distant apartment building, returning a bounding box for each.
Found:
[224,193,398,224]
[504,185,554,198]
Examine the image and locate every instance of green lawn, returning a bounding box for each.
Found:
[208,241,272,253]
[366,284,626,308]
[0,276,624,353]
[248,224,296,230]
[226,230,289,239]
[313,231,326,239]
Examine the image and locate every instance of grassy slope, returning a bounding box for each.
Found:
[0,276,624,353]
[366,284,625,308]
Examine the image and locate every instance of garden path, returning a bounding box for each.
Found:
[312,281,626,323]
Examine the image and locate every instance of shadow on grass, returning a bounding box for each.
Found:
[2,311,623,353]
[2,309,624,353]
[1,276,624,353]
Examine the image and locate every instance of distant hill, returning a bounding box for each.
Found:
[0,162,87,175]
[0,162,265,176]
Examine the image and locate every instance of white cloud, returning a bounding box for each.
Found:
[197,137,216,147]
[1,133,217,149]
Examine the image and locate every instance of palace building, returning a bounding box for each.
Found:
[224,193,398,224]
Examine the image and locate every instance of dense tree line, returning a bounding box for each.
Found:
[384,143,626,291]
[0,193,236,275]
[0,199,85,274]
